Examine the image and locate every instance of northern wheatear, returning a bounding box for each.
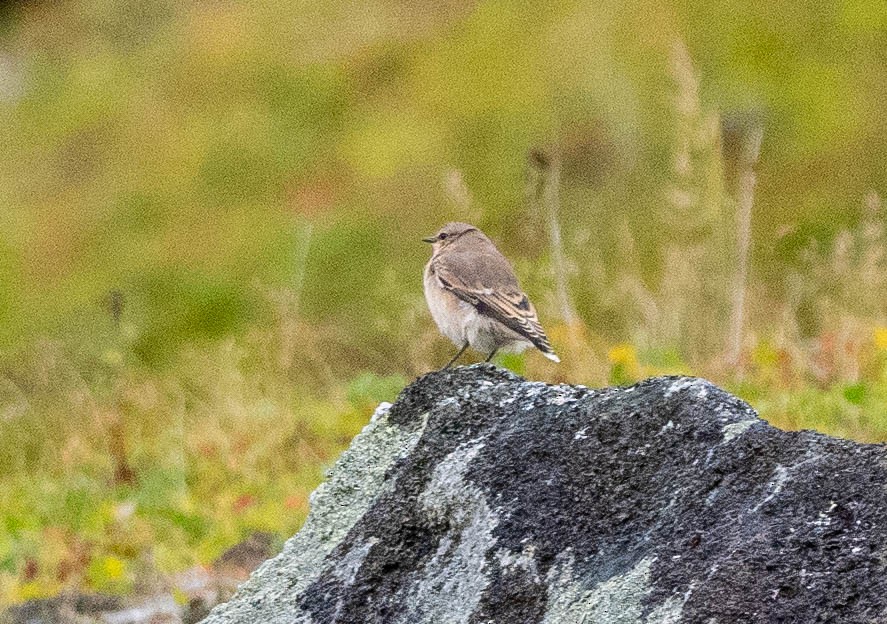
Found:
[423,222,560,368]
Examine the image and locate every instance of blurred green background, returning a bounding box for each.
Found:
[0,0,885,608]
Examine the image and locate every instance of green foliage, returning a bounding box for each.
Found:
[86,555,131,595]
[135,270,259,365]
[346,372,408,410]
[0,0,883,360]
[0,328,376,604]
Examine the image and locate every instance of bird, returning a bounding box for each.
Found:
[423,222,560,368]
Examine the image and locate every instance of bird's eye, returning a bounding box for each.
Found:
[438,232,448,240]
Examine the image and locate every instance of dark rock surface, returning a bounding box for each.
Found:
[0,593,122,624]
[203,365,887,624]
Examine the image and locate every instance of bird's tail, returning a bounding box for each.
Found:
[517,313,560,363]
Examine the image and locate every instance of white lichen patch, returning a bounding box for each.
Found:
[543,554,684,624]
[721,419,758,443]
[518,383,550,410]
[436,396,461,409]
[751,464,790,513]
[418,441,484,518]
[646,581,698,623]
[495,543,541,584]
[548,385,583,406]
[331,537,377,587]
[370,401,392,423]
[401,440,497,624]
[664,378,713,399]
[202,404,428,624]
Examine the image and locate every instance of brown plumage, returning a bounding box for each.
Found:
[423,222,560,368]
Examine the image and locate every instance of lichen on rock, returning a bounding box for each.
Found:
[202,365,887,624]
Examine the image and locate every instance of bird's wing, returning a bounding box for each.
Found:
[431,251,557,356]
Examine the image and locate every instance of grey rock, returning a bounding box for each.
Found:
[0,593,122,624]
[202,365,887,624]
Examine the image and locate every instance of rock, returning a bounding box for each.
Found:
[212,532,276,580]
[0,536,273,624]
[201,365,887,624]
[0,593,122,624]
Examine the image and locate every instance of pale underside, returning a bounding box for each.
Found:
[424,262,533,356]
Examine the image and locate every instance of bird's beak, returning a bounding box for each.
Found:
[422,236,437,243]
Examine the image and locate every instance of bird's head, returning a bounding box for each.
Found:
[422,222,480,252]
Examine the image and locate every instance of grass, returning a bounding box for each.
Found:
[0,321,405,604]
[1,305,886,605]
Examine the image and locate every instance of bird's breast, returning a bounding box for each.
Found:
[424,262,473,346]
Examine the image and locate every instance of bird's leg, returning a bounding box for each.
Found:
[484,348,498,363]
[442,343,469,370]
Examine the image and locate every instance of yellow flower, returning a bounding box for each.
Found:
[607,343,642,383]
[874,327,887,350]
[87,555,129,592]
[100,556,125,581]
[607,343,637,366]
[16,581,49,602]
